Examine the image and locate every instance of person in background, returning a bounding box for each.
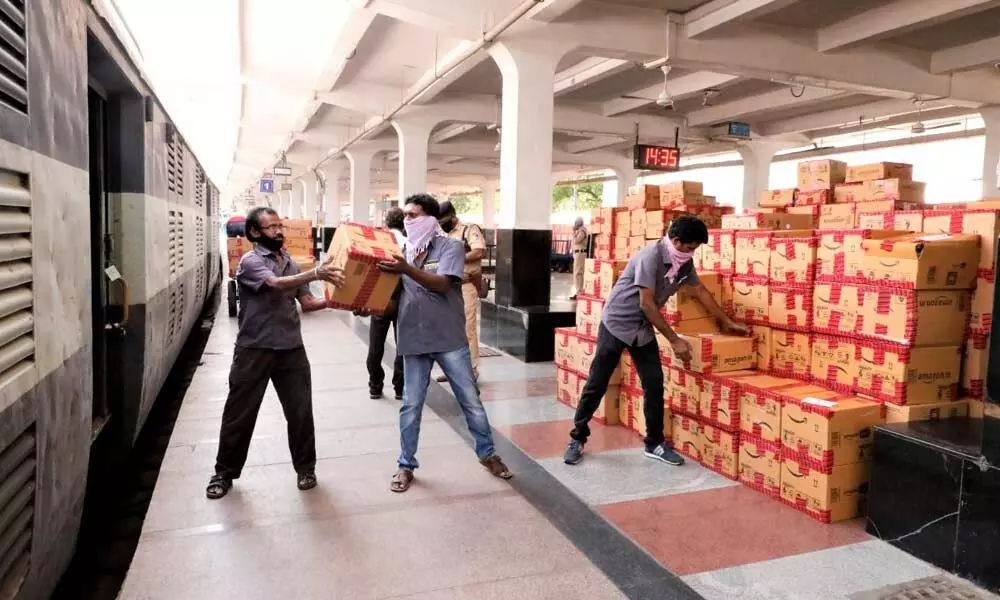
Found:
[375,193,512,493]
[562,214,749,466]
[569,217,588,300]
[437,200,487,381]
[207,207,346,499]
[366,206,406,400]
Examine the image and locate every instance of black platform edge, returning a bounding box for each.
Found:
[343,314,705,600]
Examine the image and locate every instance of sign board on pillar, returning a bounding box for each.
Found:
[259,179,274,193]
[633,144,681,172]
[274,166,292,176]
[280,183,293,191]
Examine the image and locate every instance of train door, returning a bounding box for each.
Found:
[88,85,111,435]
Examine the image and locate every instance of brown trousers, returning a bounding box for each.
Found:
[214,345,316,479]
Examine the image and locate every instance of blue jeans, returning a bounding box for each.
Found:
[398,346,495,470]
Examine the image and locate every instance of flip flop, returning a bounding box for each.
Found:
[390,468,414,493]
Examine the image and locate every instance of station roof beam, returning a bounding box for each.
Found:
[685,0,806,38]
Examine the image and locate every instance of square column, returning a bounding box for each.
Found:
[391,116,437,203]
[319,163,344,226]
[736,140,788,211]
[981,106,1000,198]
[300,172,319,223]
[489,39,564,307]
[345,148,374,224]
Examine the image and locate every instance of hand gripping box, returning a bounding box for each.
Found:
[770,329,812,382]
[859,233,980,290]
[740,435,783,497]
[854,285,970,346]
[854,340,961,405]
[810,334,857,394]
[700,369,757,432]
[780,393,884,473]
[323,223,402,313]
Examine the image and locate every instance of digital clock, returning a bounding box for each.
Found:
[633,144,681,172]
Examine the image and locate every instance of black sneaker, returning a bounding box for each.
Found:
[394,391,403,401]
[369,389,382,400]
[563,439,584,465]
[297,471,317,490]
[644,443,685,466]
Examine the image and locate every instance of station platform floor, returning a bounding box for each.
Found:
[118,298,994,600]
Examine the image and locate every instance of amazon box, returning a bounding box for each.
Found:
[781,393,884,471]
[670,333,755,374]
[923,208,1000,278]
[660,181,704,208]
[556,367,578,408]
[672,414,704,462]
[736,229,812,279]
[595,259,628,300]
[626,185,661,210]
[769,284,813,332]
[614,211,632,237]
[816,229,899,283]
[750,324,773,371]
[786,204,821,228]
[700,230,735,273]
[834,178,923,204]
[282,219,313,239]
[781,457,871,523]
[738,375,808,442]
[668,367,702,417]
[855,209,923,232]
[769,234,818,284]
[575,295,604,339]
[819,203,856,229]
[226,237,251,276]
[740,435,783,497]
[701,422,740,479]
[630,208,648,233]
[846,162,912,183]
[575,335,622,384]
[323,223,402,313]
[629,235,647,255]
[770,329,812,382]
[884,398,969,424]
[970,275,995,331]
[732,276,770,325]
[860,233,980,290]
[811,335,857,394]
[664,272,722,323]
[723,212,815,231]
[855,340,961,405]
[760,188,797,208]
[855,286,971,346]
[700,369,756,432]
[795,189,831,206]
[813,282,859,336]
[575,376,621,425]
[554,327,577,370]
[962,330,988,399]
[797,159,847,191]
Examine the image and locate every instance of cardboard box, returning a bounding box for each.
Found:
[672,414,704,462]
[884,399,969,424]
[292,254,317,272]
[613,236,630,257]
[700,369,756,431]
[854,286,971,346]
[722,213,815,231]
[593,207,628,236]
[819,203,856,229]
[719,274,734,315]
[701,422,739,479]
[770,329,812,382]
[594,234,616,261]
[595,260,628,299]
[629,235,647,255]
[556,367,578,408]
[750,325,772,371]
[786,204,821,228]
[664,273,721,323]
[575,377,621,426]
[699,230,735,273]
[323,224,402,313]
[736,230,812,279]
[732,276,770,325]
[282,219,313,239]
[923,208,1000,278]
[554,327,577,370]
[615,211,631,237]
[618,387,633,429]
[795,189,831,206]
[575,295,604,339]
[781,393,883,471]
[626,185,661,210]
[816,229,899,283]
[834,178,924,204]
[860,233,980,290]
[846,162,913,183]
[769,235,818,284]
[769,283,813,332]
[226,237,252,275]
[660,181,704,208]
[284,237,314,255]
[671,333,756,374]
[962,330,988,399]
[797,159,847,191]
[630,208,648,233]
[739,375,804,442]
[855,209,922,232]
[813,282,859,336]
[760,188,797,208]
[970,274,995,331]
[740,435,783,497]
[581,259,601,297]
[855,341,961,405]
[575,335,622,384]
[668,367,702,416]
[781,458,871,523]
[811,335,856,394]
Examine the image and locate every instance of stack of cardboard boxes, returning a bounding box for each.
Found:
[282,218,317,271]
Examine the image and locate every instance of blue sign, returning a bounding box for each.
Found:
[259,179,274,193]
[727,121,752,138]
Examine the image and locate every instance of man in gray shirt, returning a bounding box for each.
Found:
[207,207,345,500]
[374,194,512,493]
[564,215,748,466]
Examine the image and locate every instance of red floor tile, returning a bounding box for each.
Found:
[479,377,557,402]
[498,419,643,459]
[599,485,871,575]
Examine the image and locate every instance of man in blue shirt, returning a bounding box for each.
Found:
[375,194,512,493]
[206,207,346,500]
[563,215,748,466]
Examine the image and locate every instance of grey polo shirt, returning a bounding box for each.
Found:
[396,235,467,356]
[601,240,700,347]
[235,245,314,350]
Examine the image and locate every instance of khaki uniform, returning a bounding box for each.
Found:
[447,221,487,374]
[572,226,589,294]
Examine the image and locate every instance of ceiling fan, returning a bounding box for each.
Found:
[617,65,675,109]
[838,99,962,134]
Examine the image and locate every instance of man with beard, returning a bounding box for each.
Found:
[375,194,512,493]
[436,200,486,380]
[206,207,346,499]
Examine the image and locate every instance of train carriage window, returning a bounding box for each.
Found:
[0,0,27,115]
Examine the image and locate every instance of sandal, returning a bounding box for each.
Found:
[206,474,232,499]
[390,469,414,493]
[297,472,317,491]
[480,455,513,480]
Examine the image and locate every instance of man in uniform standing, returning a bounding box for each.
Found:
[206,207,346,499]
[569,217,588,300]
[437,200,487,380]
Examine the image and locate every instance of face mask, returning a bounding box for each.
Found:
[664,239,694,282]
[403,215,441,260]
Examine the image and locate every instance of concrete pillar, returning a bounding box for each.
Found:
[288,183,303,218]
[736,140,787,211]
[319,162,345,226]
[391,116,437,203]
[611,161,640,207]
[482,182,496,230]
[981,106,1000,197]
[278,190,291,217]
[345,148,374,224]
[300,172,319,223]
[488,38,565,307]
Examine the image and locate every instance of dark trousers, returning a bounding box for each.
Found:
[570,323,665,450]
[367,313,404,395]
[215,345,316,479]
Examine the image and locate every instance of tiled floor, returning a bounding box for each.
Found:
[122,300,984,600]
